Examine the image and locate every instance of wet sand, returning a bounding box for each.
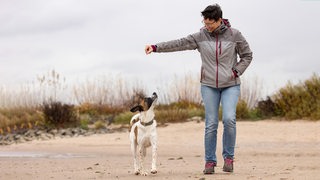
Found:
[0,120,319,180]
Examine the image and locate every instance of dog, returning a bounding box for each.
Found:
[129,92,158,176]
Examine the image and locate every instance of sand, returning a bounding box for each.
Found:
[0,120,319,180]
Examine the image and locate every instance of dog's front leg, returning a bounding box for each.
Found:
[151,134,157,174]
[138,146,148,176]
[130,131,140,175]
[132,143,140,175]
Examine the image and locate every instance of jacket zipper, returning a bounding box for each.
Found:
[215,35,219,88]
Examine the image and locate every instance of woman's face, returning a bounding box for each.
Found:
[203,18,222,32]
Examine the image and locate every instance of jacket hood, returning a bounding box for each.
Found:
[213,18,231,34]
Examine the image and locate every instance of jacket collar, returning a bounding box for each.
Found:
[202,18,231,36]
[213,19,231,34]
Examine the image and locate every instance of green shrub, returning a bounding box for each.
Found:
[236,99,250,120]
[114,111,132,124]
[273,74,320,120]
[247,108,261,120]
[77,103,124,116]
[155,109,189,124]
[187,108,205,119]
[311,106,320,120]
[94,120,105,129]
[79,119,89,130]
[305,74,320,119]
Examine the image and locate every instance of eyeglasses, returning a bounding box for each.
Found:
[202,20,216,27]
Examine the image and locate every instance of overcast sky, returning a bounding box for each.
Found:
[0,0,319,98]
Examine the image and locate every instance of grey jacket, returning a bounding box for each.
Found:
[155,19,253,88]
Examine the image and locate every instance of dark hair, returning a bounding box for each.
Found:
[201,4,222,21]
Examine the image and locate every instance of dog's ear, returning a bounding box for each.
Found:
[130,105,143,112]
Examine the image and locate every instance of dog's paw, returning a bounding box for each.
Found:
[141,172,148,176]
[151,169,157,174]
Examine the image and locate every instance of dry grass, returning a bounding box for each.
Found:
[1,69,319,135]
[0,108,43,134]
[72,74,146,107]
[157,72,202,105]
[240,75,263,109]
[0,70,269,133]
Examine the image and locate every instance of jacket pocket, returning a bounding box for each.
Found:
[229,69,233,80]
[201,67,205,81]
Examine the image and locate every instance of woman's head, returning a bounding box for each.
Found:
[201,4,223,32]
[201,4,222,21]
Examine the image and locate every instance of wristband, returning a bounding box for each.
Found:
[151,45,157,52]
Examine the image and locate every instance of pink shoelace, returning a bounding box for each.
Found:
[224,158,233,165]
[205,162,216,168]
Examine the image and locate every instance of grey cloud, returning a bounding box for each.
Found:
[0,0,319,97]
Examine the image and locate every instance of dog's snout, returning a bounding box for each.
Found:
[145,97,153,109]
[152,92,158,99]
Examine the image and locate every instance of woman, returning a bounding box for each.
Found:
[145,4,252,174]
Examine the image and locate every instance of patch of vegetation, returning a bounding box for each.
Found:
[1,71,319,136]
[0,108,43,134]
[113,111,132,125]
[42,101,79,129]
[272,74,320,120]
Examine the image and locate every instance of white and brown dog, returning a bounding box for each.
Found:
[129,92,158,176]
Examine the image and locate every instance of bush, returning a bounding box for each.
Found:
[77,103,123,116]
[273,74,320,120]
[94,120,106,129]
[155,109,190,124]
[255,96,277,118]
[236,99,250,120]
[187,108,205,119]
[79,119,89,130]
[42,101,79,128]
[114,111,132,125]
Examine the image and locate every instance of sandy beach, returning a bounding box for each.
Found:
[0,120,319,180]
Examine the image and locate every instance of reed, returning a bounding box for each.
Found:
[2,69,318,134]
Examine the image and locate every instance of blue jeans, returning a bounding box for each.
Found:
[201,84,240,163]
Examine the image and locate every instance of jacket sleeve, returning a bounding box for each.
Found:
[155,33,199,53]
[234,31,253,76]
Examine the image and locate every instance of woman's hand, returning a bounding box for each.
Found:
[145,45,155,55]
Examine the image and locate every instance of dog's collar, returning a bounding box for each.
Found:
[140,119,154,126]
